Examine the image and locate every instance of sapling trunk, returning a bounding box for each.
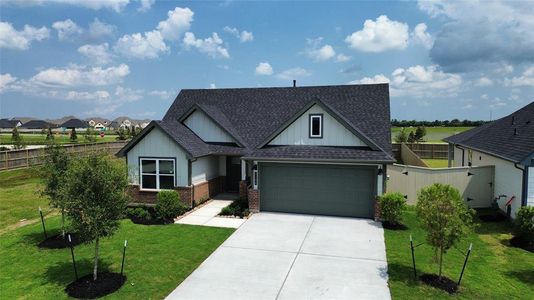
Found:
[438,246,444,279]
[93,238,99,281]
[61,209,65,238]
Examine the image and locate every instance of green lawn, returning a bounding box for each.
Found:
[0,217,234,299]
[384,208,534,299]
[0,133,120,145]
[422,159,449,168]
[391,127,474,143]
[0,168,52,230]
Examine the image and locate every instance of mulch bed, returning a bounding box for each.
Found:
[65,272,126,299]
[382,222,407,230]
[129,216,165,225]
[510,236,534,253]
[38,233,82,249]
[478,213,507,222]
[420,273,458,294]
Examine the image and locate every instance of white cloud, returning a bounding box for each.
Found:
[345,15,409,52]
[474,77,493,87]
[0,73,17,92]
[114,30,169,59]
[183,32,230,58]
[157,7,194,41]
[304,38,336,62]
[505,66,534,87]
[223,26,254,42]
[335,53,351,62]
[78,43,113,65]
[3,0,131,12]
[31,64,130,87]
[65,90,110,102]
[114,85,143,102]
[88,18,115,39]
[138,0,154,12]
[0,22,49,50]
[276,67,311,80]
[255,62,273,75]
[52,19,83,40]
[481,94,489,100]
[489,97,506,109]
[149,89,175,99]
[349,74,389,85]
[411,23,433,49]
[209,83,217,89]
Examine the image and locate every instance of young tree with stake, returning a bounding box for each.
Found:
[62,153,129,280]
[41,142,70,238]
[416,183,475,279]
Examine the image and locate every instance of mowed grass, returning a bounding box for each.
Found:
[0,133,119,145]
[384,208,534,299]
[0,217,234,299]
[391,127,474,143]
[422,159,449,168]
[0,168,52,230]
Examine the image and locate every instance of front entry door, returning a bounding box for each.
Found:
[226,156,241,192]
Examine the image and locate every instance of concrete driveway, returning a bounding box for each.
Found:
[166,213,390,300]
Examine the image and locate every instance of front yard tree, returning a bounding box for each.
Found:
[414,126,427,142]
[63,154,130,281]
[41,142,70,237]
[416,183,475,279]
[84,127,97,143]
[70,128,77,142]
[46,127,54,141]
[12,126,24,149]
[394,128,408,143]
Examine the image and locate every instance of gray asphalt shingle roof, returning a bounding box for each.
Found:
[120,84,393,162]
[444,101,534,163]
[60,118,88,128]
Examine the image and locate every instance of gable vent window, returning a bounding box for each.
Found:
[309,114,323,138]
[140,158,175,191]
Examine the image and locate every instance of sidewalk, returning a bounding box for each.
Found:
[175,194,246,228]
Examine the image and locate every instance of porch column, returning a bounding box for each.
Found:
[241,159,246,181]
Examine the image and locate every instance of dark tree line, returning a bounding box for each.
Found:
[391,119,488,127]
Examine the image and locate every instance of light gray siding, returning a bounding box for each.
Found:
[528,167,534,206]
[268,104,367,146]
[126,127,189,186]
[191,156,220,184]
[183,110,235,143]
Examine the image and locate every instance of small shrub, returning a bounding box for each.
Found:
[126,207,151,220]
[155,190,187,222]
[378,192,406,225]
[220,206,235,216]
[513,206,534,245]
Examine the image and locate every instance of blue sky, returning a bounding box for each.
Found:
[0,0,533,121]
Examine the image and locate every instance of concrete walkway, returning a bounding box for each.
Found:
[167,212,390,300]
[175,194,246,228]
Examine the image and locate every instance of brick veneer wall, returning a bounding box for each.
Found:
[374,197,381,222]
[192,177,223,205]
[128,185,192,207]
[248,188,260,212]
[239,180,248,200]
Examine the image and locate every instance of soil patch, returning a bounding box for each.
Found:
[129,216,165,225]
[65,272,126,299]
[510,236,534,253]
[38,233,83,249]
[420,273,458,294]
[382,222,407,230]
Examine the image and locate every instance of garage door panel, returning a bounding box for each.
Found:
[259,163,375,218]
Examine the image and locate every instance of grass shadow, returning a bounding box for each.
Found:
[386,262,421,288]
[45,259,113,286]
[505,270,534,285]
[20,228,62,246]
[474,220,513,235]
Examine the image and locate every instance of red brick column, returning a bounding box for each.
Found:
[248,188,260,212]
[239,180,248,200]
[374,197,381,222]
[176,186,193,207]
[128,185,158,204]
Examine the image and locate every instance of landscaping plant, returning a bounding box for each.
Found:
[41,142,71,238]
[155,190,187,222]
[394,128,408,143]
[70,128,77,142]
[512,206,534,250]
[11,127,24,149]
[378,192,406,227]
[84,127,97,143]
[416,183,475,280]
[62,153,130,280]
[46,127,54,141]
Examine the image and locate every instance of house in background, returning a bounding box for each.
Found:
[87,118,111,131]
[0,119,22,129]
[114,117,132,129]
[20,120,56,130]
[118,84,394,219]
[445,101,534,218]
[60,118,88,130]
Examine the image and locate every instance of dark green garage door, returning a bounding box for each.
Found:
[259,163,376,218]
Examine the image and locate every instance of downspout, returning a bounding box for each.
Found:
[514,163,527,207]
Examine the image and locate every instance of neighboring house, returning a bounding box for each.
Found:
[87,118,111,131]
[444,102,534,218]
[0,119,21,129]
[118,84,394,219]
[114,117,132,129]
[109,121,120,130]
[20,120,55,130]
[60,118,88,130]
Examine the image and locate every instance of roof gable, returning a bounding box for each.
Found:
[181,106,240,145]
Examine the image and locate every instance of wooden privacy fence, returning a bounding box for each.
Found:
[392,143,449,161]
[387,164,495,208]
[400,143,428,167]
[0,141,127,171]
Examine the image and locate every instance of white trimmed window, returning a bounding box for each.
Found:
[140,158,175,190]
[309,114,323,138]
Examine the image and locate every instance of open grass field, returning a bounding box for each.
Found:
[391,127,474,143]
[0,133,120,145]
[0,168,52,231]
[384,207,534,299]
[0,217,234,299]
[422,159,449,168]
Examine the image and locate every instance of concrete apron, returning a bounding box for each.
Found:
[175,194,246,228]
[167,212,391,300]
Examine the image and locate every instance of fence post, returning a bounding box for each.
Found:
[26,149,29,168]
[4,151,7,169]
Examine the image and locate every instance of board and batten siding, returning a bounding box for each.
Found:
[126,127,189,187]
[528,167,534,206]
[453,146,523,217]
[268,104,367,147]
[191,156,220,185]
[183,110,235,143]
